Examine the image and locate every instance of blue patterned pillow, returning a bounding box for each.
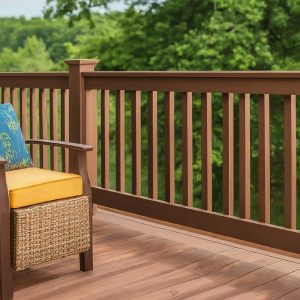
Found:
[0,103,32,171]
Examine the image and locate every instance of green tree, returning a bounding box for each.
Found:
[45,0,114,24]
[0,17,88,67]
[42,0,300,226]
[2,0,300,226]
[0,48,20,71]
[0,36,54,71]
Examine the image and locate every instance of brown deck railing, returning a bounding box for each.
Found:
[0,73,70,172]
[1,60,300,255]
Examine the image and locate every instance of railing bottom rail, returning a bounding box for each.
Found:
[93,187,300,255]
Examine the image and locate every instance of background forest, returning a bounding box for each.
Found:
[1,0,300,226]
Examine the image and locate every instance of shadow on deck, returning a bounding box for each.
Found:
[14,209,300,300]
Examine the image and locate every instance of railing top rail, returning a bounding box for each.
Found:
[83,71,300,79]
[0,72,69,89]
[0,72,68,77]
[83,71,300,95]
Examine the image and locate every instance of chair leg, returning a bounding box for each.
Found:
[0,167,13,300]
[77,151,93,272]
[0,265,13,300]
[79,200,93,272]
[0,216,13,300]
[79,247,93,272]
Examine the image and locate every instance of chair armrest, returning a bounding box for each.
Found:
[26,139,92,197]
[26,139,93,200]
[25,139,93,152]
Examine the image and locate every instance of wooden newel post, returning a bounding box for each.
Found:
[65,59,99,186]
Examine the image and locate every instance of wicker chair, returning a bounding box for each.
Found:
[0,139,93,300]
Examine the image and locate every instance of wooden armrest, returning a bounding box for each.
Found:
[25,139,93,152]
[26,139,92,201]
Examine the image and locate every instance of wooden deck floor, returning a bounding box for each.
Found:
[14,209,300,300]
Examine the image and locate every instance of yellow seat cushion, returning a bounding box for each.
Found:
[6,168,83,208]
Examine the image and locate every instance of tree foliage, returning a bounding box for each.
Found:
[0,36,53,71]
[44,0,113,24]
[1,0,300,226]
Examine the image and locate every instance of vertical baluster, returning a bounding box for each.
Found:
[20,88,27,138]
[201,92,212,211]
[258,94,270,223]
[116,90,125,192]
[222,93,234,215]
[3,87,9,103]
[61,89,69,172]
[50,89,58,170]
[284,94,297,229]
[182,92,193,207]
[165,91,175,204]
[39,89,48,169]
[148,91,158,199]
[10,88,18,112]
[132,91,142,195]
[239,93,251,219]
[30,88,38,165]
[101,90,110,188]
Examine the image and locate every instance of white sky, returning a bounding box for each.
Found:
[0,0,125,18]
[0,0,45,17]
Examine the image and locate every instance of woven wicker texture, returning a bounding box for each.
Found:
[11,196,90,271]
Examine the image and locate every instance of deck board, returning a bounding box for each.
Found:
[14,209,300,300]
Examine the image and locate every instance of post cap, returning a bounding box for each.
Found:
[64,59,99,66]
